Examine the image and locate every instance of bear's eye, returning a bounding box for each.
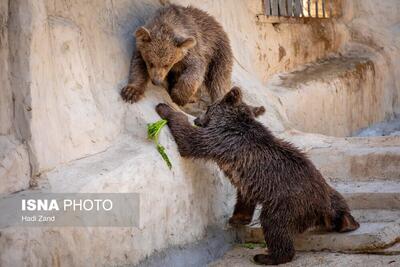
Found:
[149,63,154,68]
[163,64,169,68]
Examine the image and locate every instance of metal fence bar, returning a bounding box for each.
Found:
[287,0,293,16]
[294,0,301,17]
[279,0,287,16]
[300,0,304,17]
[271,0,279,16]
[264,0,271,16]
[263,0,331,18]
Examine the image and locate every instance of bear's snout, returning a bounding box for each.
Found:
[151,79,162,86]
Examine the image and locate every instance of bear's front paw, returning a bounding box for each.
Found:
[156,103,174,119]
[121,84,144,103]
[170,90,190,106]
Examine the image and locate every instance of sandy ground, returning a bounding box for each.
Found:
[209,246,400,267]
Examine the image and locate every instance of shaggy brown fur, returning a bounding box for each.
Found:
[155,87,359,265]
[121,4,233,106]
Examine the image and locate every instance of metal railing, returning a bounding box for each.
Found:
[263,0,334,18]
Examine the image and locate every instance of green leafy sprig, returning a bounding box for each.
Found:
[147,119,172,169]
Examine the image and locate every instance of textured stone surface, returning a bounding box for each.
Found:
[347,0,400,116]
[355,118,400,137]
[0,136,30,194]
[136,227,233,267]
[307,136,400,182]
[1,0,348,176]
[7,0,138,173]
[0,0,12,135]
[335,181,400,209]
[234,180,400,253]
[237,220,400,253]
[209,246,400,267]
[269,55,386,137]
[0,132,235,266]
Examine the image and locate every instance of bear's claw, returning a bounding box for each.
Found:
[121,85,144,103]
[155,103,173,119]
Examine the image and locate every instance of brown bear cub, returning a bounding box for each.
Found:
[121,4,233,106]
[155,87,360,265]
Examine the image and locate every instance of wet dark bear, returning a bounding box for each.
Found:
[155,87,359,265]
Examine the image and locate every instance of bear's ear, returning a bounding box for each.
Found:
[135,27,151,42]
[177,36,196,49]
[252,106,266,117]
[222,87,242,105]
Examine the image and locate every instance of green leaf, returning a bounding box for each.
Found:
[147,119,172,169]
[147,119,168,143]
[241,243,256,249]
[240,242,266,249]
[157,144,172,169]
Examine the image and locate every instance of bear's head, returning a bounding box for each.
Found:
[135,26,196,86]
[194,87,265,128]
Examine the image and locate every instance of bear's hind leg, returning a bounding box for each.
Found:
[229,190,255,226]
[336,213,360,233]
[329,189,360,233]
[254,208,295,265]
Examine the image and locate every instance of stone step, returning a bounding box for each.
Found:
[237,181,400,224]
[235,210,400,253]
[308,136,400,182]
[268,54,387,137]
[209,246,400,266]
[351,209,400,223]
[234,180,400,253]
[334,181,400,210]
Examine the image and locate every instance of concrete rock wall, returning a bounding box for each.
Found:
[345,0,400,116]
[0,0,12,136]
[0,0,31,194]
[0,0,355,177]
[8,0,149,173]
